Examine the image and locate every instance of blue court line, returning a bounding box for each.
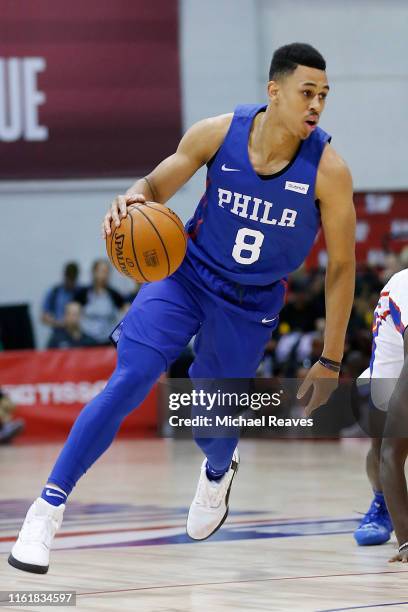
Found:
[317,601,408,611]
[65,527,358,550]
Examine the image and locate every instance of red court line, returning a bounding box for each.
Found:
[76,570,408,598]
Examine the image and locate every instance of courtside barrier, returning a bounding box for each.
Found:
[0,347,158,440]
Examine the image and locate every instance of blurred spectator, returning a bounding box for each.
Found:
[379,252,401,284]
[296,320,325,365]
[342,350,369,378]
[74,259,126,345]
[279,278,320,333]
[295,333,325,378]
[355,263,382,299]
[41,262,80,329]
[47,302,98,349]
[0,388,25,444]
[400,246,408,269]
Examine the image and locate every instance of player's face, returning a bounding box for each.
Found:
[269,65,330,139]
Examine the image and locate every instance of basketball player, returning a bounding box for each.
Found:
[353,269,407,556]
[9,43,356,574]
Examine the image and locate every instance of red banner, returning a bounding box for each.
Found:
[0,1,181,179]
[307,191,408,268]
[0,347,158,440]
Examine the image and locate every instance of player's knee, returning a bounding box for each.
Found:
[381,438,408,466]
[106,366,156,407]
[118,338,166,375]
[100,352,164,416]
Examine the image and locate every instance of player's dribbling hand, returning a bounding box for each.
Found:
[389,549,408,563]
[102,193,146,238]
[296,361,339,417]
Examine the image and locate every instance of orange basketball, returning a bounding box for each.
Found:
[106,201,187,282]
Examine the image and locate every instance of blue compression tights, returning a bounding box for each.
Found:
[48,333,237,496]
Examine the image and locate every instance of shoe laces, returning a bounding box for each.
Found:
[360,497,390,526]
[20,514,53,545]
[196,471,228,508]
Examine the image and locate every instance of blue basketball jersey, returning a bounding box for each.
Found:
[185,103,331,286]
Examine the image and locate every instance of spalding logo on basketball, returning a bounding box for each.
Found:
[106,202,187,282]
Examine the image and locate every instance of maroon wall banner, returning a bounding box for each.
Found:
[307,192,408,268]
[0,1,181,179]
[0,347,158,440]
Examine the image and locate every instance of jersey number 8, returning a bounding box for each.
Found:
[232,227,264,265]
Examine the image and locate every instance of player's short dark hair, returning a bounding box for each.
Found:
[269,43,326,81]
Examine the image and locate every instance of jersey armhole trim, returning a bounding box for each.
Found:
[206,105,247,172]
[207,147,220,170]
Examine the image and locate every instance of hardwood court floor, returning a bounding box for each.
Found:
[1,438,408,612]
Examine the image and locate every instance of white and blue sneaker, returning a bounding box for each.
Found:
[187,449,239,541]
[8,498,65,574]
[354,492,393,546]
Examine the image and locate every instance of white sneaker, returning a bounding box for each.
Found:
[8,498,65,574]
[187,449,239,540]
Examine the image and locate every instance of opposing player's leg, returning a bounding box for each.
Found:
[353,370,393,546]
[366,438,383,492]
[380,340,408,561]
[187,306,277,540]
[354,437,393,546]
[9,277,203,573]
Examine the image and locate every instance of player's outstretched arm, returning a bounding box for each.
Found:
[102,114,232,237]
[297,145,356,415]
[380,331,408,562]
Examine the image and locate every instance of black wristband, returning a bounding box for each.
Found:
[321,356,342,367]
[319,356,341,373]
